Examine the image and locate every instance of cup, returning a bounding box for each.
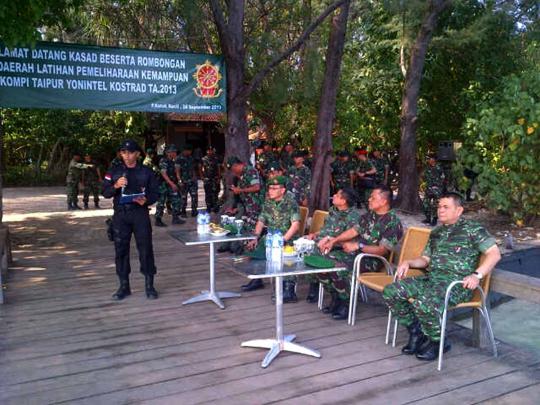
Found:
[220,215,229,225]
[234,219,244,235]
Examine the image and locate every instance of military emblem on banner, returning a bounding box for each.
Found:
[193,60,223,98]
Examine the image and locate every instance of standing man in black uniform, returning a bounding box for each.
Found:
[102,139,160,300]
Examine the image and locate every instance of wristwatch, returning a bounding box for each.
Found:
[473,271,483,280]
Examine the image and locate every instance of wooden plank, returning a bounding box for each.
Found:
[491,269,540,305]
[1,189,539,405]
[480,383,540,404]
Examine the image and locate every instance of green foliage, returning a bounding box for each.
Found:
[455,64,540,224]
[0,0,82,46]
[2,108,147,182]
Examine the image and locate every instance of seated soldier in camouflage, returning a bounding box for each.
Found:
[245,176,300,300]
[304,187,361,303]
[320,185,403,320]
[383,192,501,361]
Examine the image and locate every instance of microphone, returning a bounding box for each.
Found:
[121,172,127,195]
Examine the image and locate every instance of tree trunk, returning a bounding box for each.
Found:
[47,139,60,173]
[0,112,4,225]
[309,0,350,213]
[209,0,347,162]
[396,0,450,212]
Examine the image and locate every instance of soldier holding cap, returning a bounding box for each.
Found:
[102,139,160,300]
[287,150,311,206]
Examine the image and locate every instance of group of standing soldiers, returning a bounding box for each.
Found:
[143,144,221,227]
[65,152,102,210]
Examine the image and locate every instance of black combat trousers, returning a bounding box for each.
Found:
[113,204,156,278]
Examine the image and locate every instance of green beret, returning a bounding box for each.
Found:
[226,156,242,169]
[267,175,287,187]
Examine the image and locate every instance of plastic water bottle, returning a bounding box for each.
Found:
[265,229,274,260]
[196,210,205,234]
[272,230,284,264]
[202,211,210,234]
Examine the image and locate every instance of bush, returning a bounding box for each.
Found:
[455,69,540,225]
[4,166,66,187]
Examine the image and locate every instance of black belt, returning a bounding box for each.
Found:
[114,204,147,213]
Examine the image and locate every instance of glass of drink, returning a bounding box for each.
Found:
[234,219,244,236]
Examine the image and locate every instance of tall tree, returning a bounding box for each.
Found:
[209,0,347,161]
[396,0,451,211]
[310,0,351,211]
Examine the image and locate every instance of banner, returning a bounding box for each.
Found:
[0,42,226,114]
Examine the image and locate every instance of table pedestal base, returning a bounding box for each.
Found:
[241,334,321,368]
[182,290,241,309]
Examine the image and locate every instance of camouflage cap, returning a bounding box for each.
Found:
[267,175,287,187]
[226,156,242,169]
[146,148,155,154]
[292,150,304,158]
[337,150,350,157]
[119,139,142,152]
[165,144,178,153]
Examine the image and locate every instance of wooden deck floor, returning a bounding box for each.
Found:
[1,197,539,404]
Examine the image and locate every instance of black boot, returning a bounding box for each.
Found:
[322,291,340,314]
[332,299,349,320]
[145,274,158,299]
[306,282,319,303]
[191,208,198,217]
[283,280,298,303]
[180,210,187,218]
[172,215,185,225]
[402,320,427,355]
[94,202,101,209]
[155,217,167,227]
[112,278,131,300]
[415,338,451,361]
[83,202,89,209]
[430,216,438,226]
[73,203,82,210]
[241,279,264,292]
[67,203,74,210]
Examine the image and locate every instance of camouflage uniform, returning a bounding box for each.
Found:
[258,190,300,282]
[201,154,221,212]
[309,206,361,284]
[355,159,376,207]
[82,160,101,206]
[382,218,497,340]
[319,209,403,300]
[155,157,181,219]
[423,163,445,221]
[280,151,294,172]
[176,154,198,214]
[66,159,93,206]
[331,159,355,193]
[109,157,123,171]
[371,157,388,185]
[258,190,300,234]
[287,164,311,205]
[257,150,277,176]
[237,164,264,231]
